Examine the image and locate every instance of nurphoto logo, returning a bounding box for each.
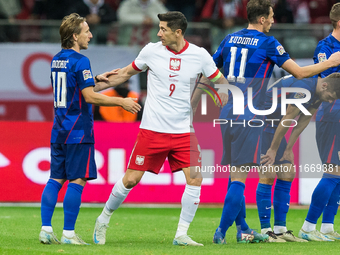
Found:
[198,83,312,128]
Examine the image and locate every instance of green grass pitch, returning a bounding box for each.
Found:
[1,206,340,254]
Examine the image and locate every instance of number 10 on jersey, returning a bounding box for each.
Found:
[52,71,67,108]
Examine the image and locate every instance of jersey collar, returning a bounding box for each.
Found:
[166,40,189,55]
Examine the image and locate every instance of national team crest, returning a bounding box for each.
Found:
[318,53,327,63]
[170,58,181,71]
[83,70,92,80]
[276,45,285,55]
[135,155,145,165]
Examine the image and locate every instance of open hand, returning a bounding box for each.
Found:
[96,69,120,82]
[216,92,228,107]
[280,149,294,164]
[122,98,141,114]
[261,148,277,166]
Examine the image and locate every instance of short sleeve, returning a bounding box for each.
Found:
[266,37,290,67]
[75,56,95,91]
[133,43,152,72]
[201,47,219,79]
[313,42,335,78]
[213,37,228,69]
[288,79,318,109]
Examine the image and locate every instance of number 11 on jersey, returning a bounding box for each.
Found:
[52,71,67,108]
[227,47,248,84]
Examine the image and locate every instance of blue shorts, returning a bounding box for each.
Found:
[261,131,291,165]
[221,122,262,166]
[50,143,97,180]
[316,121,340,165]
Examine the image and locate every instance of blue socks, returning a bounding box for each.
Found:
[256,183,272,229]
[41,179,62,226]
[322,181,340,224]
[63,183,84,230]
[228,176,249,231]
[235,195,249,231]
[306,173,340,224]
[256,180,292,229]
[274,179,291,227]
[217,181,245,236]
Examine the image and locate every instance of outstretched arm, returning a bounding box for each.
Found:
[93,64,140,92]
[281,51,340,79]
[82,86,141,114]
[93,69,119,92]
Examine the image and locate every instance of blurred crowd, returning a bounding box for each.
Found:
[1,0,340,45]
[1,0,340,27]
[1,0,339,122]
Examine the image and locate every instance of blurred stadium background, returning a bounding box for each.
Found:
[0,0,335,206]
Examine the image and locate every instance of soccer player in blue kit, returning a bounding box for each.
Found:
[260,73,340,242]
[212,0,340,244]
[38,13,141,245]
[297,3,340,241]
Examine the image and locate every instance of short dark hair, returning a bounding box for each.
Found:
[157,11,187,35]
[330,3,340,29]
[59,13,86,49]
[323,72,340,99]
[246,0,273,24]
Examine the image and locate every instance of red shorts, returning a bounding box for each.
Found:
[127,129,201,174]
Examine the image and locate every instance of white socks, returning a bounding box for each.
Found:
[302,220,316,232]
[63,230,75,238]
[98,178,131,224]
[175,185,201,238]
[320,223,334,234]
[97,207,114,225]
[261,227,272,235]
[274,225,287,234]
[41,226,53,233]
[262,226,288,235]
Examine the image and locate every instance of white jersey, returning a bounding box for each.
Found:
[132,41,219,133]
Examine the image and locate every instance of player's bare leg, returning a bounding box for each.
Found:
[173,166,203,246]
[93,169,144,244]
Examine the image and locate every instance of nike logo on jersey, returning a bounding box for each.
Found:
[265,206,271,210]
[169,74,178,78]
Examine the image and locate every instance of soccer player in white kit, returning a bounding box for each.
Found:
[92,11,229,246]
